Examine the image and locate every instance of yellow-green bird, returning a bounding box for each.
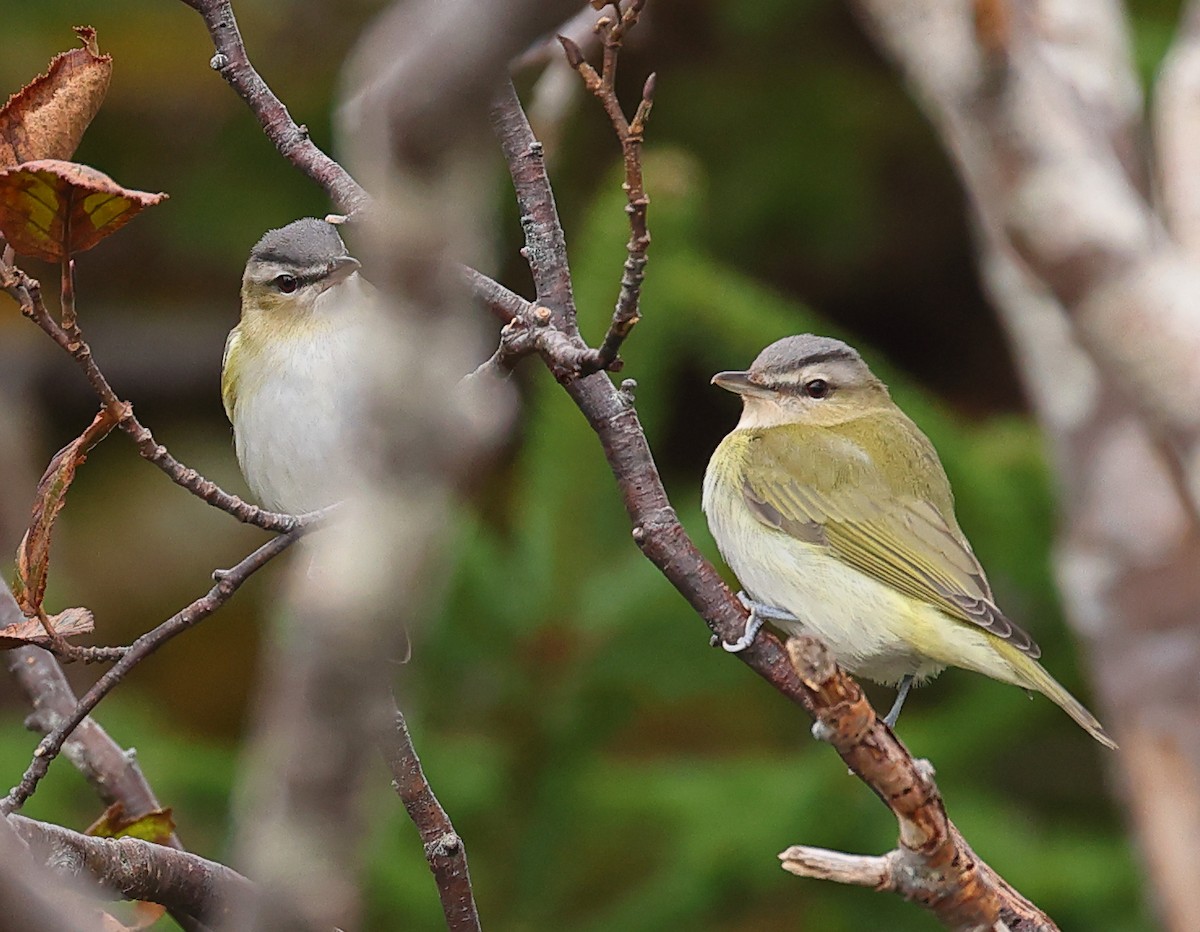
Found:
[702,334,1115,749]
[222,218,374,514]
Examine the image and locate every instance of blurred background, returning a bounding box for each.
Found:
[1,1,1181,929]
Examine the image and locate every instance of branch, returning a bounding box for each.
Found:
[780,638,1057,931]
[0,262,309,533]
[5,633,209,932]
[0,814,95,931]
[380,703,480,932]
[1,516,323,816]
[488,77,815,711]
[219,1,581,927]
[12,814,253,927]
[178,0,369,215]
[560,3,654,373]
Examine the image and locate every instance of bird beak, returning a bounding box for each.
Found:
[712,370,772,398]
[323,255,362,287]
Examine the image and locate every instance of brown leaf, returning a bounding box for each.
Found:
[13,407,122,615]
[0,160,167,262]
[0,27,112,170]
[0,606,93,649]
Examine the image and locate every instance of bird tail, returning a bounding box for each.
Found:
[994,642,1117,750]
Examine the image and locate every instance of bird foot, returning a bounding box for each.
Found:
[716,592,799,653]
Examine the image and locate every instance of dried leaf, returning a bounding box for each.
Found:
[0,606,93,649]
[0,160,167,262]
[87,802,176,844]
[0,27,112,169]
[13,407,121,615]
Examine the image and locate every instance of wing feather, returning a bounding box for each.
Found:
[742,419,1040,658]
[221,327,242,422]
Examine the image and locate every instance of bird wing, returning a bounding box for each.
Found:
[220,326,242,422]
[741,419,1040,658]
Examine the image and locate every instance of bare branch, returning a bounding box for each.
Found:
[12,814,253,927]
[0,814,96,931]
[0,261,308,533]
[380,703,480,932]
[460,263,528,323]
[559,3,654,374]
[781,637,1057,931]
[490,81,579,326]
[5,636,208,932]
[489,78,816,712]
[1,517,323,816]
[177,0,369,215]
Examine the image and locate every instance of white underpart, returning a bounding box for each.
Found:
[232,275,371,515]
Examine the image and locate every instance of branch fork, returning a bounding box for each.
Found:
[780,637,1057,932]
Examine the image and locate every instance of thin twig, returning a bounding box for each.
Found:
[559,1,654,373]
[380,701,481,932]
[0,516,324,816]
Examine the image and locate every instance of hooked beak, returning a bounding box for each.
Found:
[712,370,772,398]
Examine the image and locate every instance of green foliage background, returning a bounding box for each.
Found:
[1,1,1178,929]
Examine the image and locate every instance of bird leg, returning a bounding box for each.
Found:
[717,592,800,653]
[882,674,914,727]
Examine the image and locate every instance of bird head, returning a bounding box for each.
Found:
[712,334,891,429]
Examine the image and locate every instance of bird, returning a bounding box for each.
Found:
[221,217,374,515]
[702,333,1116,749]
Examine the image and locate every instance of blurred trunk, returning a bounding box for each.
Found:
[851,3,1200,929]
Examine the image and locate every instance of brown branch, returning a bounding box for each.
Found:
[11,813,253,927]
[559,2,654,374]
[0,517,323,816]
[380,702,480,932]
[5,636,209,932]
[178,0,369,215]
[5,589,181,835]
[0,814,95,931]
[1,262,308,533]
[488,61,816,715]
[487,56,1061,930]
[780,637,1057,931]
[460,263,529,324]
[490,82,579,329]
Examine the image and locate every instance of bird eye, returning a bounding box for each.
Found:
[804,378,830,399]
[274,274,298,294]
